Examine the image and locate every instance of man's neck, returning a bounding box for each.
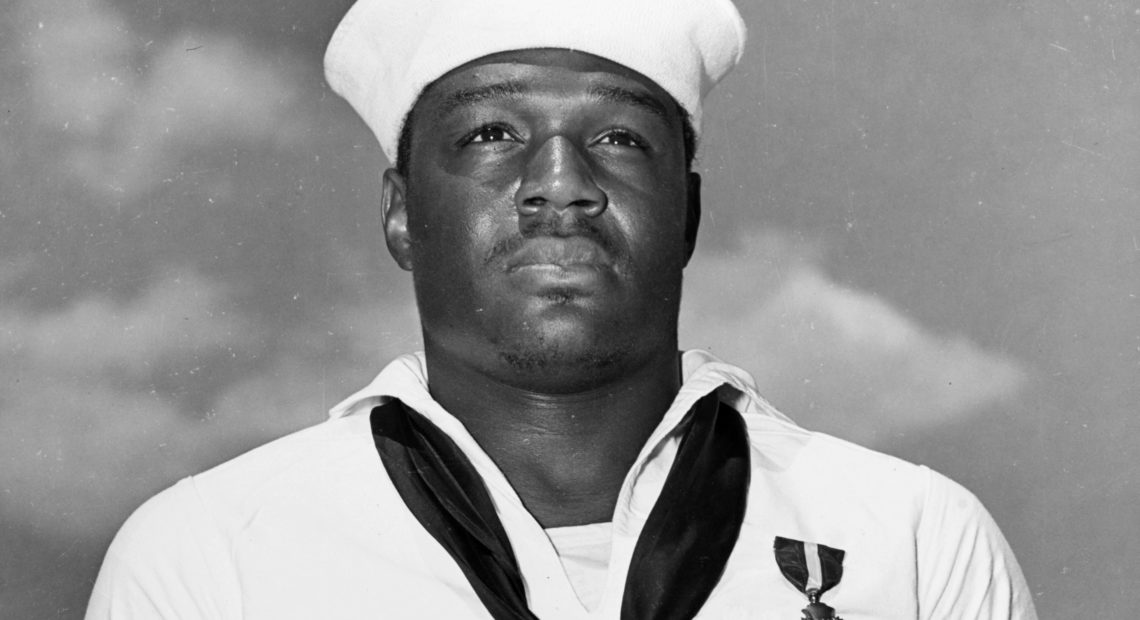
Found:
[424,348,682,528]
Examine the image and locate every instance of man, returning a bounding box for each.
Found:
[87,0,1037,618]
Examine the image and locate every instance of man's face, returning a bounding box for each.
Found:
[384,49,699,391]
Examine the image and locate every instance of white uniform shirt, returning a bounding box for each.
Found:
[86,351,1037,619]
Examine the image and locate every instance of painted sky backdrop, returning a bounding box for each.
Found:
[1,0,1136,617]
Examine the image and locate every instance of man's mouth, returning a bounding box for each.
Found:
[504,237,613,272]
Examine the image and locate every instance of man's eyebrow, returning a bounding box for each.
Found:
[437,81,527,116]
[587,84,669,119]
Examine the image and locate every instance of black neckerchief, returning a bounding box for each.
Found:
[370,390,750,619]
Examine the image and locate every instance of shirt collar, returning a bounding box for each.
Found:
[329,350,798,529]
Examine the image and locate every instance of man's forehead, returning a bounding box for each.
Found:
[417,49,678,120]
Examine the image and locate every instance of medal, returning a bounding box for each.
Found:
[773,536,845,620]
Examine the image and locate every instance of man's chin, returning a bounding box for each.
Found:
[493,338,635,393]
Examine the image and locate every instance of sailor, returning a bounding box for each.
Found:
[87,0,1038,617]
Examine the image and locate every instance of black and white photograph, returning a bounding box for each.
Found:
[1,0,1136,617]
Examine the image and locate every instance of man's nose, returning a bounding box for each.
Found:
[515,136,607,218]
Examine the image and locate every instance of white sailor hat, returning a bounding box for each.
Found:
[324,0,747,163]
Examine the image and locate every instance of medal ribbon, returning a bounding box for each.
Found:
[773,536,844,599]
[370,391,750,620]
[773,536,846,619]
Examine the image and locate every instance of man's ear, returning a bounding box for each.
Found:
[683,171,702,266]
[382,168,414,271]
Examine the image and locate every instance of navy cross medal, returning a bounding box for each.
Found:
[773,537,846,620]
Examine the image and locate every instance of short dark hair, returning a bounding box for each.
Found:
[394,100,698,177]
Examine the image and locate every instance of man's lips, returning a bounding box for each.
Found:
[504,237,614,271]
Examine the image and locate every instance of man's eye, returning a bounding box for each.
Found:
[596,130,646,149]
[464,125,515,144]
